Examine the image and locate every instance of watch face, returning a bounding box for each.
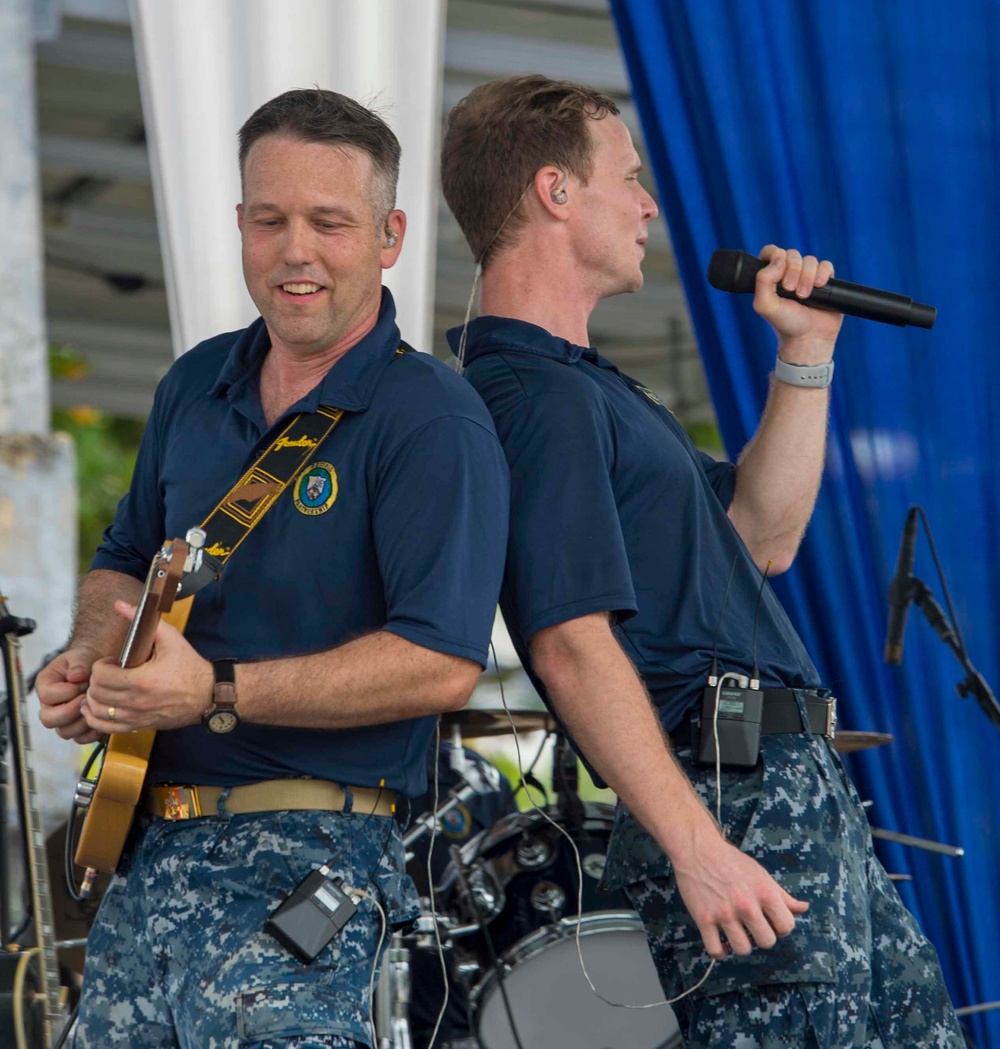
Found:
[207,709,239,734]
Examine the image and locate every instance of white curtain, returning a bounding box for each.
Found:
[130,0,445,358]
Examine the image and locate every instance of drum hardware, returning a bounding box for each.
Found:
[374,932,413,1049]
[402,738,501,866]
[447,844,528,1049]
[831,730,894,753]
[439,707,554,739]
[514,835,553,870]
[869,826,964,857]
[384,749,509,1049]
[954,1000,1000,1017]
[859,800,965,858]
[437,803,681,1048]
[553,732,586,831]
[528,881,566,923]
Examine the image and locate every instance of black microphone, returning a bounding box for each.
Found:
[707,249,937,329]
[884,506,920,664]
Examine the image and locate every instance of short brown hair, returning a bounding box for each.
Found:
[441,75,619,266]
[238,88,401,222]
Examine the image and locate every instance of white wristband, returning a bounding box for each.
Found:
[774,356,834,388]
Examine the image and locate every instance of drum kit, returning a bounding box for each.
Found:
[376,707,682,1049]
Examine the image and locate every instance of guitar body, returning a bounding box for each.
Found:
[73,541,193,875]
[72,728,158,874]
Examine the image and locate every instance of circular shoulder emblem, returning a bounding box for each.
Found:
[293,461,338,516]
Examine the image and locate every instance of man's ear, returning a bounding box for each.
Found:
[380,209,407,268]
[534,167,571,219]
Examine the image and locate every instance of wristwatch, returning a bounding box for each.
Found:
[203,658,240,734]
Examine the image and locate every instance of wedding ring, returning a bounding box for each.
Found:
[107,706,116,722]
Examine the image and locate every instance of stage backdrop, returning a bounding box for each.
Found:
[610,2,1000,1045]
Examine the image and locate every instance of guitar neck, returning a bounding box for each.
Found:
[2,626,63,1047]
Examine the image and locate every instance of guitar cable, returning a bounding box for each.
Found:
[64,743,105,905]
[52,1003,79,1049]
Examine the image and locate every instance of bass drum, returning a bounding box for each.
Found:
[438,803,680,1049]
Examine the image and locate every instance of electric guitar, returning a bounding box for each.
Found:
[0,591,64,1047]
[73,536,198,886]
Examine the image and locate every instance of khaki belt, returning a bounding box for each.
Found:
[144,779,397,821]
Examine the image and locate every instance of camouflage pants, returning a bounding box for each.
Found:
[75,805,420,1049]
[603,711,964,1048]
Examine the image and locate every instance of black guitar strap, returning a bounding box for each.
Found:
[179,342,415,597]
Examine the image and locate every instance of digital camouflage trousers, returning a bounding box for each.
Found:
[75,804,419,1049]
[603,703,964,1049]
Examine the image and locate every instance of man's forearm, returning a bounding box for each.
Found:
[729,375,830,573]
[69,568,144,659]
[531,615,724,866]
[223,630,482,730]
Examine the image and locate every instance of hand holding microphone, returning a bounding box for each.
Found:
[708,249,936,329]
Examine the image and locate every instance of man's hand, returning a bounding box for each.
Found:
[80,600,213,734]
[752,244,843,359]
[36,646,103,745]
[673,832,809,960]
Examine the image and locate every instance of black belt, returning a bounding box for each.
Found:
[670,689,836,748]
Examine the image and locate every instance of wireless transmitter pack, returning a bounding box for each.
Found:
[697,673,764,770]
[265,864,359,964]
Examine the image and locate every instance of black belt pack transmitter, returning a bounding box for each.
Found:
[265,864,359,964]
[697,674,764,770]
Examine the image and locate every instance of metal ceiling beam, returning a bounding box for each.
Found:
[39,131,149,181]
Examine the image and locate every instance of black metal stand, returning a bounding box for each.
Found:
[908,577,1000,729]
[552,731,585,831]
[0,685,11,945]
[0,606,36,945]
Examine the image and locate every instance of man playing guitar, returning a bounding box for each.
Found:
[35,88,508,1049]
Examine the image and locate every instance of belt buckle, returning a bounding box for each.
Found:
[162,785,203,821]
[823,698,838,741]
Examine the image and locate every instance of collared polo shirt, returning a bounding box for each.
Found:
[450,316,819,734]
[93,290,509,796]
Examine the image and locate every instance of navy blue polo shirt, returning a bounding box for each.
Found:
[450,316,819,734]
[93,290,509,796]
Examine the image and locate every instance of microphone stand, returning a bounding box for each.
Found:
[907,576,1000,729]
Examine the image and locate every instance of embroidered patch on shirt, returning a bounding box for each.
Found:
[293,461,338,516]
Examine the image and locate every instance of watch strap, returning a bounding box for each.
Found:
[774,356,835,388]
[205,658,238,723]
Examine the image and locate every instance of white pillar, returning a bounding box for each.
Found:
[130,0,445,359]
[0,0,81,834]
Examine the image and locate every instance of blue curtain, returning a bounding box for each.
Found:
[609,2,1000,1045]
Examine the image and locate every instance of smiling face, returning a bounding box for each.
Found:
[568,115,658,299]
[237,134,401,356]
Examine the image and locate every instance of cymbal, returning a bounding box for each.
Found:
[440,708,554,738]
[832,730,894,754]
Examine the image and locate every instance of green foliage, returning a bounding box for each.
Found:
[486,750,616,811]
[53,408,144,575]
[683,419,725,455]
[49,345,145,575]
